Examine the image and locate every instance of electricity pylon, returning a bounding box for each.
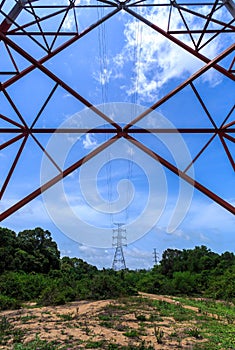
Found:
[112,223,127,271]
[153,248,159,266]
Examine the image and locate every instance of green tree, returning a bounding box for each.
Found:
[160,249,183,276]
[0,227,17,273]
[16,228,60,273]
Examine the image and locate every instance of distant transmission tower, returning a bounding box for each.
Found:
[112,223,127,271]
[153,248,159,266]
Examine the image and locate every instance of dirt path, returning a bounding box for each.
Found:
[138,292,223,320]
[139,292,200,312]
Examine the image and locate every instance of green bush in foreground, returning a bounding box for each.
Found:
[0,294,21,310]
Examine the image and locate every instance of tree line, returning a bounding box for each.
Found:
[0,226,234,310]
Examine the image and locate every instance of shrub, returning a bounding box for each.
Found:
[0,294,21,310]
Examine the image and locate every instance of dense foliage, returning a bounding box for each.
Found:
[0,227,234,310]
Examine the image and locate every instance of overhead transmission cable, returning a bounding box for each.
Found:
[124,19,143,225]
[97,6,113,227]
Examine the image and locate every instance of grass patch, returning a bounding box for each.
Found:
[85,340,105,348]
[57,312,75,321]
[20,314,38,323]
[174,296,235,319]
[124,329,139,338]
[99,320,113,328]
[13,335,58,349]
[0,316,25,345]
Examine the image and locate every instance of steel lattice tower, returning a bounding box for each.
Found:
[0,0,234,223]
[112,223,127,270]
[153,248,159,266]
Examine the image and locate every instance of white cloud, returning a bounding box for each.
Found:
[188,198,235,232]
[152,195,235,254]
[82,133,97,149]
[115,5,231,101]
[94,67,113,85]
[60,0,91,31]
[93,2,232,102]
[62,10,75,31]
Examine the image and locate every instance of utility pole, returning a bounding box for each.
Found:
[153,248,159,266]
[112,223,127,271]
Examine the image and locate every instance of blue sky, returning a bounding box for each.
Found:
[0,0,234,269]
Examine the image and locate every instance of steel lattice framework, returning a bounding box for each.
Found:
[0,0,234,223]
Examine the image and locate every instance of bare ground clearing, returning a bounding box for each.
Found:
[0,293,222,349]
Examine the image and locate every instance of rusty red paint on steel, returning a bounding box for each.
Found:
[124,43,235,130]
[0,1,234,220]
[0,135,121,221]
[0,31,122,130]
[219,135,235,172]
[1,7,120,90]
[126,134,235,215]
[1,135,29,200]
[1,128,234,134]
[125,7,235,81]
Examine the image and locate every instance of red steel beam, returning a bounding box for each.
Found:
[223,133,235,142]
[0,31,121,131]
[8,7,72,34]
[0,114,24,128]
[172,3,235,30]
[1,128,235,134]
[2,88,28,128]
[220,104,235,128]
[0,1,234,221]
[9,29,234,35]
[223,120,235,129]
[195,0,219,50]
[0,134,120,221]
[183,133,217,173]
[0,133,25,150]
[30,83,59,129]
[168,29,234,34]
[30,133,62,173]
[0,128,235,135]
[219,135,235,171]
[1,6,120,90]
[48,5,75,52]
[124,7,235,81]
[0,135,28,199]
[0,0,39,33]
[190,82,217,128]
[125,134,235,214]
[4,42,19,73]
[124,43,235,130]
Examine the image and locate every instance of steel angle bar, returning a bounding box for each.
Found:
[219,134,235,171]
[0,133,25,150]
[0,134,120,221]
[172,3,235,30]
[0,114,24,128]
[0,135,28,200]
[124,7,234,80]
[223,133,235,142]
[2,88,28,128]
[1,7,120,90]
[125,134,235,214]
[124,43,235,130]
[0,31,122,130]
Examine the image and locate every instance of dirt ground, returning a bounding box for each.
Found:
[0,293,210,349]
